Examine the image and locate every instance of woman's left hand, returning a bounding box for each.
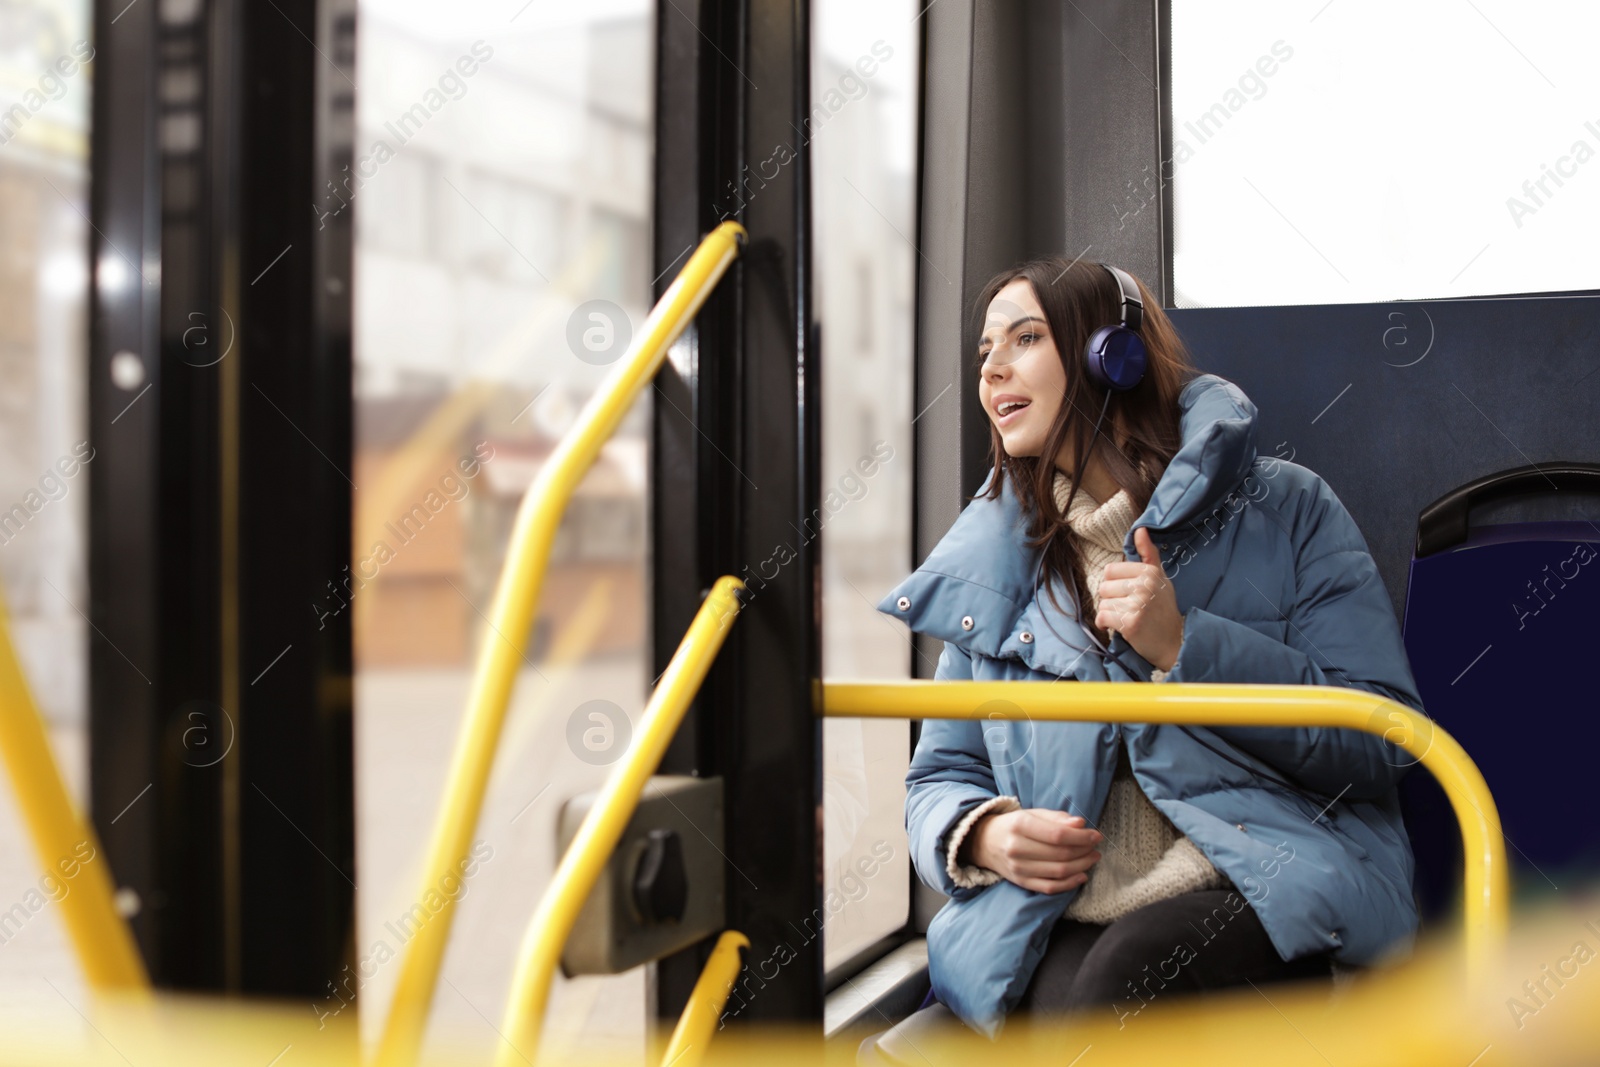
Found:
[1096,527,1183,672]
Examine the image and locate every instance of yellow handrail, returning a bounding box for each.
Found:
[659,930,749,1067]
[374,221,746,1067]
[3,904,1597,1065]
[493,577,746,1067]
[823,680,1508,970]
[0,587,148,991]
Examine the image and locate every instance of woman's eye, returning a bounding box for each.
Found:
[1018,332,1037,345]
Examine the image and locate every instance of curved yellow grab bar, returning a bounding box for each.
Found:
[493,577,745,1067]
[823,680,1508,970]
[4,904,1598,1066]
[0,588,148,991]
[374,222,746,1067]
[660,930,750,1067]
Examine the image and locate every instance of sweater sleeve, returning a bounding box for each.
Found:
[943,795,1021,888]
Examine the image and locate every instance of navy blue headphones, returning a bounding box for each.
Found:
[1070,263,1148,501]
[1084,263,1148,393]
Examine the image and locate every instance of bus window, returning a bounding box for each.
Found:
[813,0,917,976]
[0,0,94,1025]
[1169,0,1600,306]
[353,3,654,1059]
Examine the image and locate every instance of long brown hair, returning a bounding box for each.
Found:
[975,257,1197,645]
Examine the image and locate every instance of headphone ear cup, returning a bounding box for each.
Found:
[1085,325,1148,392]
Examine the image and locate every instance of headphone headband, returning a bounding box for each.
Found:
[1100,263,1144,333]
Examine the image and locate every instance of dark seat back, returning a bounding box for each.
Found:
[1400,464,1600,918]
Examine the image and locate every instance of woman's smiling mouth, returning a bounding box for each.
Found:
[994,396,1031,425]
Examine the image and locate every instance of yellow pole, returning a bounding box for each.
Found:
[822,680,1508,970]
[659,930,750,1067]
[372,222,744,1067]
[0,588,148,990]
[493,577,745,1067]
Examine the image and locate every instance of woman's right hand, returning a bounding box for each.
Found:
[968,809,1103,894]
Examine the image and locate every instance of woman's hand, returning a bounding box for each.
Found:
[1097,526,1184,672]
[968,808,1103,894]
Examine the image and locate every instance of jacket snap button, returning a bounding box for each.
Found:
[1236,823,1247,834]
[1019,631,1033,644]
[896,596,911,612]
[960,615,974,631]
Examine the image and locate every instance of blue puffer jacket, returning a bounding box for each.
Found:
[877,374,1423,1037]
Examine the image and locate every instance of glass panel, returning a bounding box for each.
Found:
[0,0,94,1024]
[354,4,653,1060]
[813,0,916,973]
[1170,0,1600,307]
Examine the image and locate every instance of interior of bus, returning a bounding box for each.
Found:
[1,0,1599,1064]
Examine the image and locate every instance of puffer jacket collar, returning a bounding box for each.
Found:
[878,374,1259,674]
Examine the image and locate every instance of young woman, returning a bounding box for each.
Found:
[861,257,1424,1058]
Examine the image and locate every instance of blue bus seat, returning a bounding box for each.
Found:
[1400,463,1600,920]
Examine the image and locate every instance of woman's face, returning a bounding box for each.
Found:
[978,278,1067,459]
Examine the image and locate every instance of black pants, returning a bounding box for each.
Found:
[1016,889,1332,1023]
[860,890,1332,1065]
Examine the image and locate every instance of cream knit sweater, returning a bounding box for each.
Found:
[944,472,1230,922]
